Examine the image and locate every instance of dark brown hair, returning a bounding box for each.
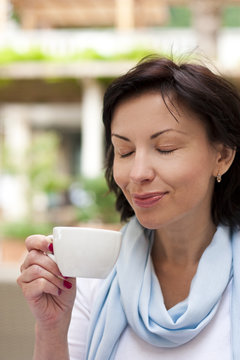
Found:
[103,57,240,230]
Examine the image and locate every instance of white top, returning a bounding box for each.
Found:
[68,278,232,360]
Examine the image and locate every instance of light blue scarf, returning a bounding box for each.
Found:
[85,217,240,359]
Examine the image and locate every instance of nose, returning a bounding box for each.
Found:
[129,152,155,184]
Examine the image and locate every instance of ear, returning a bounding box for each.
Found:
[213,144,236,177]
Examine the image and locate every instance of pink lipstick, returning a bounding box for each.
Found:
[132,192,167,208]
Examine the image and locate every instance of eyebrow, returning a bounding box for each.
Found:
[111,129,186,142]
[111,133,130,141]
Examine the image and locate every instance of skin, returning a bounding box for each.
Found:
[112,92,235,308]
[17,235,76,360]
[17,91,235,357]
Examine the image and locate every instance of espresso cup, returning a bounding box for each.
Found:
[47,226,122,279]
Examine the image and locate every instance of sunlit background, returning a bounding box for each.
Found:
[0,1,240,358]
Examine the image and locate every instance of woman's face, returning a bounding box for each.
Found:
[111,92,221,230]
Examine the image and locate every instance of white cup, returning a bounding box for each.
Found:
[47,226,122,279]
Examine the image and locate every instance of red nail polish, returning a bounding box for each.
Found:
[63,280,72,289]
[48,243,54,253]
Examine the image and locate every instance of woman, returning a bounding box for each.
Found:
[18,57,240,359]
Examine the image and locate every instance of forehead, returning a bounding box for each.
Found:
[111,92,205,136]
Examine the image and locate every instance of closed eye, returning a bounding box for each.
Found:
[120,151,134,158]
[157,149,176,155]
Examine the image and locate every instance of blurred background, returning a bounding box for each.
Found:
[0,1,240,358]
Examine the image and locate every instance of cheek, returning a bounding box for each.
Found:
[166,155,215,201]
[113,160,127,190]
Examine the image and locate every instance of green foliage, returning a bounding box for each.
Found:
[1,131,71,227]
[0,47,52,64]
[110,47,163,61]
[70,48,107,61]
[0,144,19,174]
[26,132,71,193]
[0,220,53,240]
[76,176,120,224]
[0,46,164,65]
[166,5,240,29]
[167,6,191,28]
[1,132,71,192]
[223,6,240,27]
[166,5,240,28]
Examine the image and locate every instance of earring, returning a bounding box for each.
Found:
[216,173,222,183]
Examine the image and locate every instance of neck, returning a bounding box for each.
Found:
[152,218,216,267]
[150,212,217,309]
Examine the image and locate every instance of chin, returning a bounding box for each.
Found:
[135,213,163,230]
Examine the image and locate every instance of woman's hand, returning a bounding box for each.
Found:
[17,234,76,332]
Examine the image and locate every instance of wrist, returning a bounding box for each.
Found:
[35,321,68,342]
[34,323,69,360]
[35,307,72,335]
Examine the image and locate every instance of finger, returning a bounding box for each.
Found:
[20,249,61,278]
[20,277,61,300]
[19,254,75,290]
[19,264,65,290]
[17,269,75,301]
[25,234,52,253]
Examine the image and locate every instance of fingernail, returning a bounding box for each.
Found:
[63,280,72,289]
[48,243,54,254]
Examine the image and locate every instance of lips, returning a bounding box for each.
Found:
[132,192,167,208]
